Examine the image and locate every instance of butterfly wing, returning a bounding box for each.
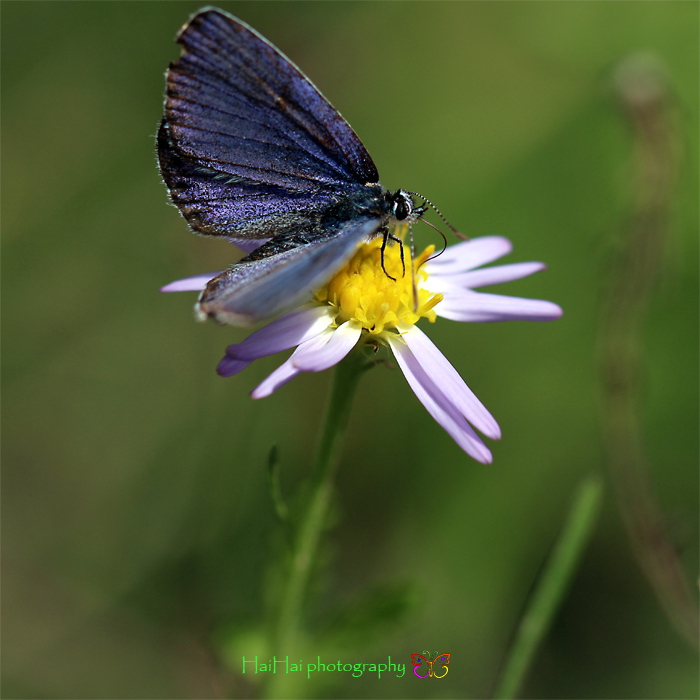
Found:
[158,118,340,239]
[410,654,432,679]
[159,8,380,238]
[432,653,450,679]
[197,216,383,325]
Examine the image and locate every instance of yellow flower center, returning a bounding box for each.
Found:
[315,231,443,336]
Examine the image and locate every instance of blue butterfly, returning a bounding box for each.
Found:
[158,8,429,325]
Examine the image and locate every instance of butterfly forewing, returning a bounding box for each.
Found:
[176,10,378,183]
[161,10,379,208]
[158,119,341,237]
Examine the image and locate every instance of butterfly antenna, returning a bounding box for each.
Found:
[407,191,468,240]
[416,216,448,267]
[409,222,419,311]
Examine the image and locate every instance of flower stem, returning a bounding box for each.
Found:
[493,475,603,700]
[599,54,699,648]
[264,350,365,698]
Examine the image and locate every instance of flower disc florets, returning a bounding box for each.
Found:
[314,236,443,336]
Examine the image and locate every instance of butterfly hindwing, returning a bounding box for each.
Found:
[197,216,383,325]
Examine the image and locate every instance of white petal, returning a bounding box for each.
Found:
[425,236,512,274]
[436,290,564,322]
[160,272,222,293]
[388,336,493,463]
[293,321,362,372]
[400,326,500,440]
[251,356,302,399]
[225,306,333,360]
[429,261,546,289]
[277,328,333,370]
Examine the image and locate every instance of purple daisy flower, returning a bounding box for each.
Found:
[162,235,562,463]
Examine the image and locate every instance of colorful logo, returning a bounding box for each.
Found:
[410,651,450,679]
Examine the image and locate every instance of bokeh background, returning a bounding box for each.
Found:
[3,1,698,698]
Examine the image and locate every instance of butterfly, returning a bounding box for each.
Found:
[158,7,433,326]
[411,651,451,679]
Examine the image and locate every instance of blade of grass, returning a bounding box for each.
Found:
[494,475,604,699]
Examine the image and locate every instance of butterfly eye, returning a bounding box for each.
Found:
[392,191,413,221]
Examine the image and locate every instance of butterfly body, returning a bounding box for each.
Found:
[158,8,423,325]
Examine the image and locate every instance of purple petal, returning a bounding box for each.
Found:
[160,272,222,293]
[428,261,546,289]
[216,356,252,378]
[229,238,270,254]
[293,321,361,372]
[425,236,512,274]
[388,336,493,463]
[225,307,333,360]
[251,356,302,399]
[436,290,564,322]
[400,326,500,439]
[250,327,337,398]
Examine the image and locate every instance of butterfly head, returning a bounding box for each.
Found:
[389,190,426,224]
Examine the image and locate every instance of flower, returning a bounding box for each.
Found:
[162,235,562,463]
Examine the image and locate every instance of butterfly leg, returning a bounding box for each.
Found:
[379,229,406,281]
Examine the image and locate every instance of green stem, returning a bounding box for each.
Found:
[264,350,365,698]
[493,475,604,700]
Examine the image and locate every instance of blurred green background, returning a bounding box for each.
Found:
[3,1,698,698]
